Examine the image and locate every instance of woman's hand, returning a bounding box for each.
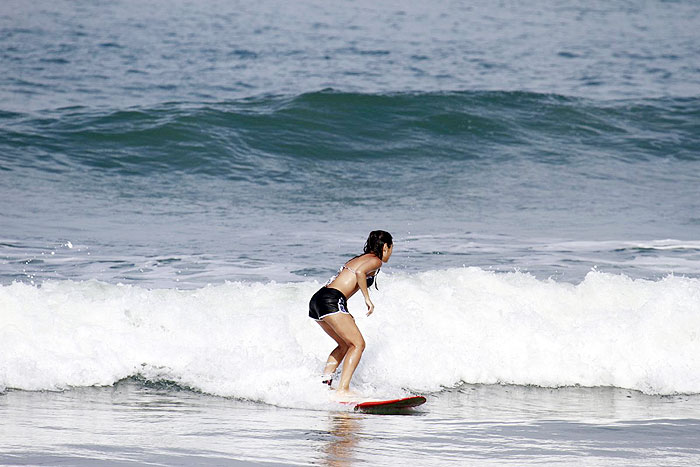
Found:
[365,297,375,316]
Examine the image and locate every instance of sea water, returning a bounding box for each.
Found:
[2,0,700,465]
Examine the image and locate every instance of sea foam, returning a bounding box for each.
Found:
[1,268,699,406]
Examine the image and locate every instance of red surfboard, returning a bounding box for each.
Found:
[341,396,426,414]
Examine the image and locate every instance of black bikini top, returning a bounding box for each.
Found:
[326,263,380,288]
[341,264,380,287]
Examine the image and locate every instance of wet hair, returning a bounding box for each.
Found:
[364,230,393,261]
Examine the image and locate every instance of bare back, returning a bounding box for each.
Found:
[327,253,382,298]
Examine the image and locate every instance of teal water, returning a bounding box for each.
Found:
[2,91,699,286]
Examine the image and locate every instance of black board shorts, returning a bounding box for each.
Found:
[309,287,350,321]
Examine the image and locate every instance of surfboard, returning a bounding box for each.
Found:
[340,396,426,414]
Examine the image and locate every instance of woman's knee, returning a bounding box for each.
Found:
[350,336,365,353]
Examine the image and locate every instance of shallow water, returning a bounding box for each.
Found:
[2,381,700,466]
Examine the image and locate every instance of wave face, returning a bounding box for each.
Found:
[2,91,699,178]
[2,269,699,403]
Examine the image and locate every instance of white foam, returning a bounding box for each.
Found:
[1,269,699,406]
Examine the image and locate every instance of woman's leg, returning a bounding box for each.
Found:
[321,313,366,394]
[317,320,349,379]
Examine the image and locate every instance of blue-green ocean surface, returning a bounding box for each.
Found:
[2,91,698,285]
[2,1,700,465]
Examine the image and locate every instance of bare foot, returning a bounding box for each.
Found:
[330,389,363,402]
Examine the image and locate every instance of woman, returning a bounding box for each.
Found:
[308,230,393,398]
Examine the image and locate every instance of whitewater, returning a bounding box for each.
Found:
[2,268,699,403]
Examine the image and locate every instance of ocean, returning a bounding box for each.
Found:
[1,0,700,465]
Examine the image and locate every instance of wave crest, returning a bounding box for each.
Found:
[2,91,698,178]
[2,269,699,404]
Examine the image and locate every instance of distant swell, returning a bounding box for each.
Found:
[1,90,698,178]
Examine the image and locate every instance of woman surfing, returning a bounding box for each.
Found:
[308,230,393,399]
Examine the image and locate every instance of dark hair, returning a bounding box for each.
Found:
[364,230,393,260]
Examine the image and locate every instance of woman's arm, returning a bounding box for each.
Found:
[354,256,382,316]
